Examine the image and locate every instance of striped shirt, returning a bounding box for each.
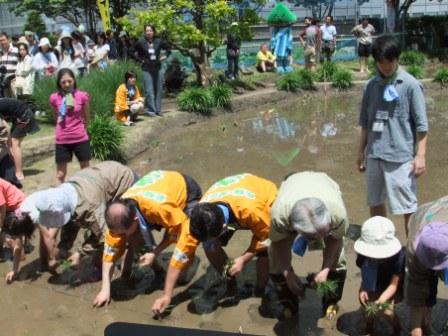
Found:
[0,44,19,76]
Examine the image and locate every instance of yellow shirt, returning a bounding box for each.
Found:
[256,50,276,66]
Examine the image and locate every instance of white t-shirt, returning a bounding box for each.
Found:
[94,44,110,59]
[352,24,375,45]
[320,24,337,42]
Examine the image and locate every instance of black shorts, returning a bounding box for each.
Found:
[10,108,40,139]
[182,174,202,216]
[55,140,91,164]
[358,43,371,57]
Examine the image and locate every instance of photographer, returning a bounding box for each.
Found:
[0,32,18,97]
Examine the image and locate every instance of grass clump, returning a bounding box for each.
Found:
[276,72,302,92]
[277,69,315,92]
[176,87,214,115]
[400,51,426,66]
[407,64,425,79]
[433,67,448,88]
[314,61,339,82]
[209,84,232,109]
[222,259,235,279]
[332,67,353,91]
[364,302,392,317]
[316,279,338,297]
[88,116,124,160]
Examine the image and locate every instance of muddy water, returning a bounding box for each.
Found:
[1,87,448,336]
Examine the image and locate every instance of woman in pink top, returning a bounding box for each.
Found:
[49,68,91,183]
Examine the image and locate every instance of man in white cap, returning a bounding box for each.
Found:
[265,171,348,320]
[20,161,137,270]
[405,196,448,336]
[77,24,92,46]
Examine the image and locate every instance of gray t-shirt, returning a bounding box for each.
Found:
[359,67,428,163]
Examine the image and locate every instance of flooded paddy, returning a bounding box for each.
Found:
[1,86,448,335]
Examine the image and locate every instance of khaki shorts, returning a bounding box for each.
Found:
[304,46,316,65]
[366,158,417,215]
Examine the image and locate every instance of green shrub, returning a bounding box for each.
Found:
[400,51,426,66]
[433,68,448,87]
[276,72,301,92]
[314,61,339,82]
[332,67,353,91]
[209,84,232,109]
[276,69,315,92]
[176,87,214,115]
[32,61,143,124]
[296,69,315,90]
[368,57,378,78]
[407,64,425,79]
[87,116,124,161]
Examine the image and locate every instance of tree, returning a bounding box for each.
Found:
[23,10,47,37]
[119,0,266,86]
[0,0,145,33]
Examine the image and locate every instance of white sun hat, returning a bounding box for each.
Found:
[354,216,402,259]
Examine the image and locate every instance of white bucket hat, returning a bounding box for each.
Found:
[38,37,51,47]
[354,216,402,259]
[34,186,77,228]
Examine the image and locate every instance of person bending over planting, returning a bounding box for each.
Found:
[152,173,277,315]
[266,171,348,320]
[93,170,202,308]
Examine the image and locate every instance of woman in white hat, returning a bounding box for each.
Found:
[55,31,78,76]
[354,216,404,335]
[14,37,35,99]
[32,37,59,79]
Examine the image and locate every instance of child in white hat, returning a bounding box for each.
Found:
[354,216,404,334]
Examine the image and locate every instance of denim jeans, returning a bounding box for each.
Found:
[143,68,164,114]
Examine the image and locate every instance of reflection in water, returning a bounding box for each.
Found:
[251,110,297,140]
[320,122,338,137]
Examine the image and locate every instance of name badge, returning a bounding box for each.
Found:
[150,55,156,60]
[372,121,384,132]
[375,110,389,120]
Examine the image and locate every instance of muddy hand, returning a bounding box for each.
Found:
[93,289,111,308]
[152,294,171,316]
[139,252,156,267]
[5,271,16,284]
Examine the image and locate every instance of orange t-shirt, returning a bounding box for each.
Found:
[173,174,277,269]
[102,170,196,264]
[0,178,25,211]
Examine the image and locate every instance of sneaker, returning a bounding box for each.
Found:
[145,111,157,117]
[155,112,163,117]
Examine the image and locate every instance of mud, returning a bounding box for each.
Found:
[1,85,448,335]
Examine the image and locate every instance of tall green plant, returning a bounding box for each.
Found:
[87,117,124,161]
[209,84,232,109]
[296,69,316,90]
[314,61,339,82]
[176,87,214,115]
[332,67,353,91]
[407,64,425,79]
[433,68,448,88]
[400,51,426,66]
[276,72,301,92]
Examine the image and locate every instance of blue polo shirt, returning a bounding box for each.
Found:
[359,67,428,163]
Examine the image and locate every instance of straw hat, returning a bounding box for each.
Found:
[17,36,29,48]
[354,216,402,259]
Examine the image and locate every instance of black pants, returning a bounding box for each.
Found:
[226,55,239,79]
[0,154,22,188]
